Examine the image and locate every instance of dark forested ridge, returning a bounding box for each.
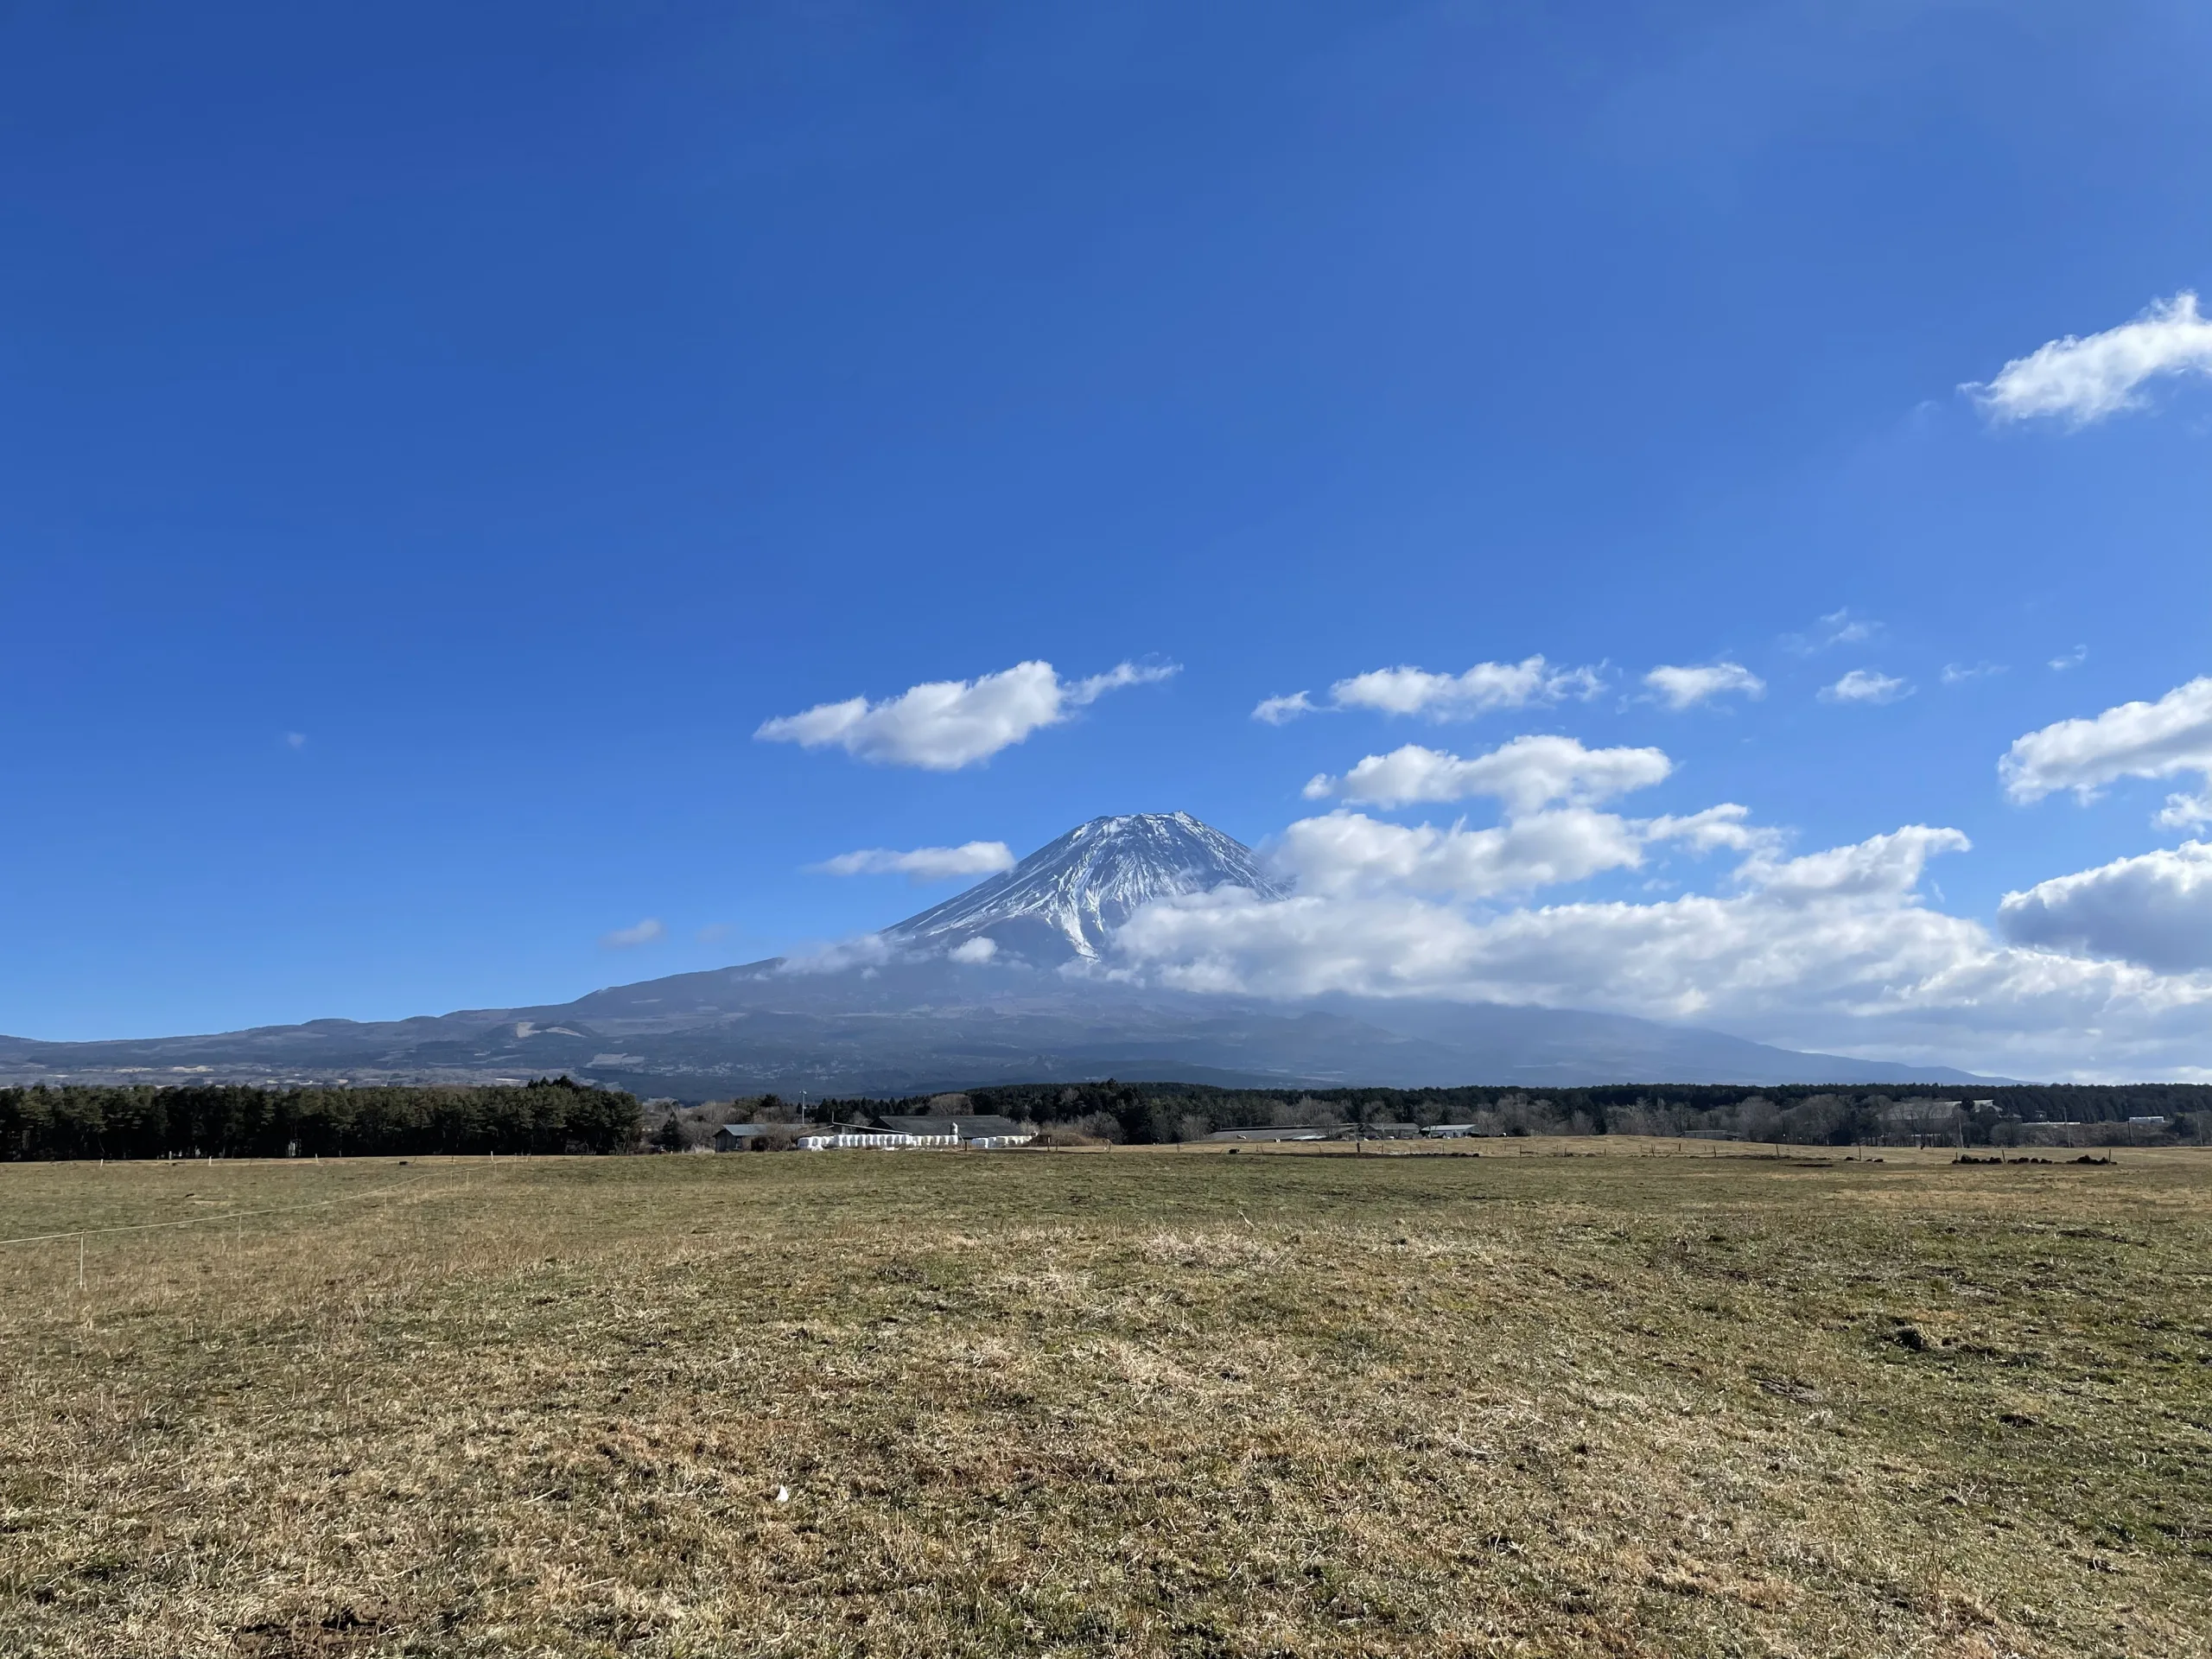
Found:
[0,1078,639,1160]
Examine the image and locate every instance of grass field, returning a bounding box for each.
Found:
[3,1142,2209,1657]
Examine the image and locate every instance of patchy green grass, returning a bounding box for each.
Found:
[3,1141,2209,1656]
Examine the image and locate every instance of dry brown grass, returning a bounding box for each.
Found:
[3,1140,2209,1656]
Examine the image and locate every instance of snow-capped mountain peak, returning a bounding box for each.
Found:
[884,810,1285,961]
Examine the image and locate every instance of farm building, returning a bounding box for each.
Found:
[873,1114,1033,1147]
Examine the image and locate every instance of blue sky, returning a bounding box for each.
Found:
[6,1,2212,1077]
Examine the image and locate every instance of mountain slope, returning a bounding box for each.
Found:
[0,958,2001,1097]
[0,812,2012,1095]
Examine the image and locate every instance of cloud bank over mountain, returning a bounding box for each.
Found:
[1109,813,2210,1080]
[1087,673,2212,1081]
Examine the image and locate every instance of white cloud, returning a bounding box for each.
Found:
[1068,661,1179,703]
[1252,691,1318,725]
[1783,608,1878,655]
[1275,808,1652,899]
[809,842,1017,882]
[1735,825,1969,903]
[1336,656,1605,718]
[2157,791,2212,831]
[2050,645,2088,672]
[1271,734,1754,909]
[2000,677,2212,806]
[1643,662,1765,710]
[1999,842,2212,973]
[948,937,1000,963]
[1304,735,1673,812]
[1941,662,2005,685]
[776,932,898,976]
[1256,656,1604,723]
[1821,608,1875,646]
[1820,669,1910,705]
[601,918,665,949]
[1967,292,2212,426]
[756,659,1177,770]
[1644,804,1776,855]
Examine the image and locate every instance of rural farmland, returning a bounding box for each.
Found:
[3,1143,2208,1656]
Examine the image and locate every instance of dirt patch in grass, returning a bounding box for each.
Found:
[2,1142,2209,1656]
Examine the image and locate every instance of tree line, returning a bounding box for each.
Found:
[0,1078,639,1160]
[12,1074,2209,1160]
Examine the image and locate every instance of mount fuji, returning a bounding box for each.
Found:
[886,810,1285,963]
[0,813,1999,1096]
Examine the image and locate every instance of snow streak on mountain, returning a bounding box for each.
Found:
[884,811,1286,962]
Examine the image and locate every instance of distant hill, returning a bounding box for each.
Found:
[0,813,2010,1096]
